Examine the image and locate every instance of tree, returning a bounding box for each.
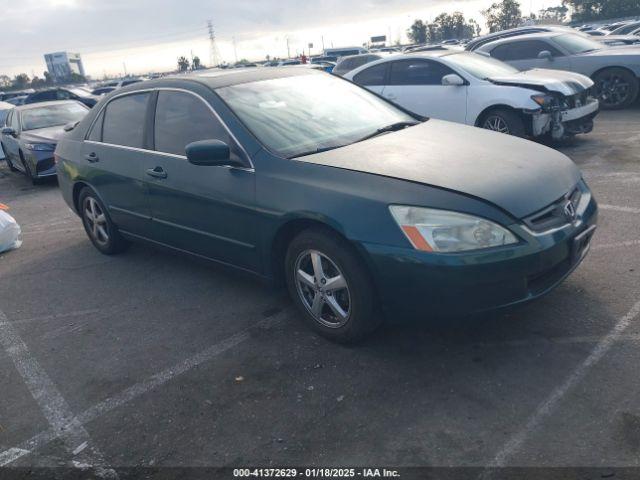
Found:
[192,56,201,70]
[43,71,53,86]
[177,56,190,71]
[538,5,568,23]
[0,75,11,88]
[13,73,30,89]
[432,11,481,40]
[407,19,428,44]
[563,0,640,22]
[482,0,523,32]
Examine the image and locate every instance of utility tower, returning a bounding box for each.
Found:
[207,20,221,67]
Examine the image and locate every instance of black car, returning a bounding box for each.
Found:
[24,88,99,108]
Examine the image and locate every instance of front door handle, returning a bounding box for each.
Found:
[146,166,167,179]
[84,152,99,162]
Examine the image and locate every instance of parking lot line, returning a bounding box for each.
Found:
[0,308,288,467]
[599,204,640,214]
[486,298,640,469]
[0,308,116,477]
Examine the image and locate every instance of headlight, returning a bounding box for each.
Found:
[389,206,518,253]
[531,94,556,109]
[24,143,56,151]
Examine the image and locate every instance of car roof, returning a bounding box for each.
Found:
[477,31,564,50]
[131,67,323,90]
[14,100,85,111]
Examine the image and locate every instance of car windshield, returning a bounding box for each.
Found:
[445,52,519,79]
[21,103,88,131]
[553,33,603,54]
[217,73,416,158]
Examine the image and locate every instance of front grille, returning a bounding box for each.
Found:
[36,157,55,173]
[523,187,582,233]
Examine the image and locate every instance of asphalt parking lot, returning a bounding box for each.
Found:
[1,107,639,475]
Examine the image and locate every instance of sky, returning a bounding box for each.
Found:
[0,0,561,79]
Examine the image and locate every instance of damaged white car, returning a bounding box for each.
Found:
[344,51,599,140]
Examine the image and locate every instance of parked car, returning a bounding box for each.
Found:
[277,59,301,66]
[0,89,34,102]
[323,47,368,58]
[5,96,27,106]
[99,78,144,88]
[466,25,639,50]
[310,55,339,64]
[1,101,88,183]
[476,32,640,109]
[55,68,597,342]
[24,87,99,108]
[92,86,117,96]
[0,101,13,160]
[345,51,598,139]
[608,21,640,35]
[332,53,384,76]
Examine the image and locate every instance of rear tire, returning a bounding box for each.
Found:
[480,108,526,137]
[593,67,639,110]
[78,187,129,255]
[285,227,381,343]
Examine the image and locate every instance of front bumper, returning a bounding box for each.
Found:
[530,99,600,139]
[23,149,57,178]
[361,189,598,321]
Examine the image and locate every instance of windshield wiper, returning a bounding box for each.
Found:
[355,121,419,143]
[289,144,347,159]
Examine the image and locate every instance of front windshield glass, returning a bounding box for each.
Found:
[217,74,416,158]
[553,33,603,54]
[445,52,518,79]
[21,103,88,131]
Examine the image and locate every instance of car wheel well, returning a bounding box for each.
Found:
[475,105,522,127]
[591,65,637,80]
[72,182,90,213]
[270,219,371,287]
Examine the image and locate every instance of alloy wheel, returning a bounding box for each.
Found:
[294,249,351,328]
[596,73,631,108]
[83,197,110,247]
[483,115,510,134]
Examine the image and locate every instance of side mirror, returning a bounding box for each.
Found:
[186,139,244,167]
[441,74,465,86]
[1,127,16,137]
[537,50,553,61]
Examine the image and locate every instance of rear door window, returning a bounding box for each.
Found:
[153,91,241,160]
[102,92,150,148]
[353,63,388,86]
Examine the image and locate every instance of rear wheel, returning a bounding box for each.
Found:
[285,228,381,343]
[78,187,129,255]
[480,108,526,137]
[593,68,639,110]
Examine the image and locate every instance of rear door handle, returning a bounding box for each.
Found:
[146,166,167,179]
[84,152,99,162]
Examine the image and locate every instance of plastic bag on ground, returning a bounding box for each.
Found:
[0,204,22,253]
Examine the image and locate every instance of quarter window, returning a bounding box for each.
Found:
[388,59,455,86]
[353,63,388,86]
[87,110,104,142]
[153,91,236,157]
[102,93,150,148]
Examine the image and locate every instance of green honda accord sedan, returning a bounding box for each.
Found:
[55,68,598,342]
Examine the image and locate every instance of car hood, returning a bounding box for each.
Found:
[488,68,593,96]
[20,126,66,144]
[297,120,581,219]
[579,46,640,57]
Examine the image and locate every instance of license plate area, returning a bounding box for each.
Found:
[572,225,597,262]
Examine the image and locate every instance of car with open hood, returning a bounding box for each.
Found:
[344,51,598,139]
[475,32,640,109]
[1,100,88,183]
[54,68,598,342]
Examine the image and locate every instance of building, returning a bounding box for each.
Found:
[44,52,85,82]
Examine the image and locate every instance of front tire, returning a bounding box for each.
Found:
[593,68,639,110]
[480,108,526,137]
[78,187,129,255]
[285,227,381,343]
